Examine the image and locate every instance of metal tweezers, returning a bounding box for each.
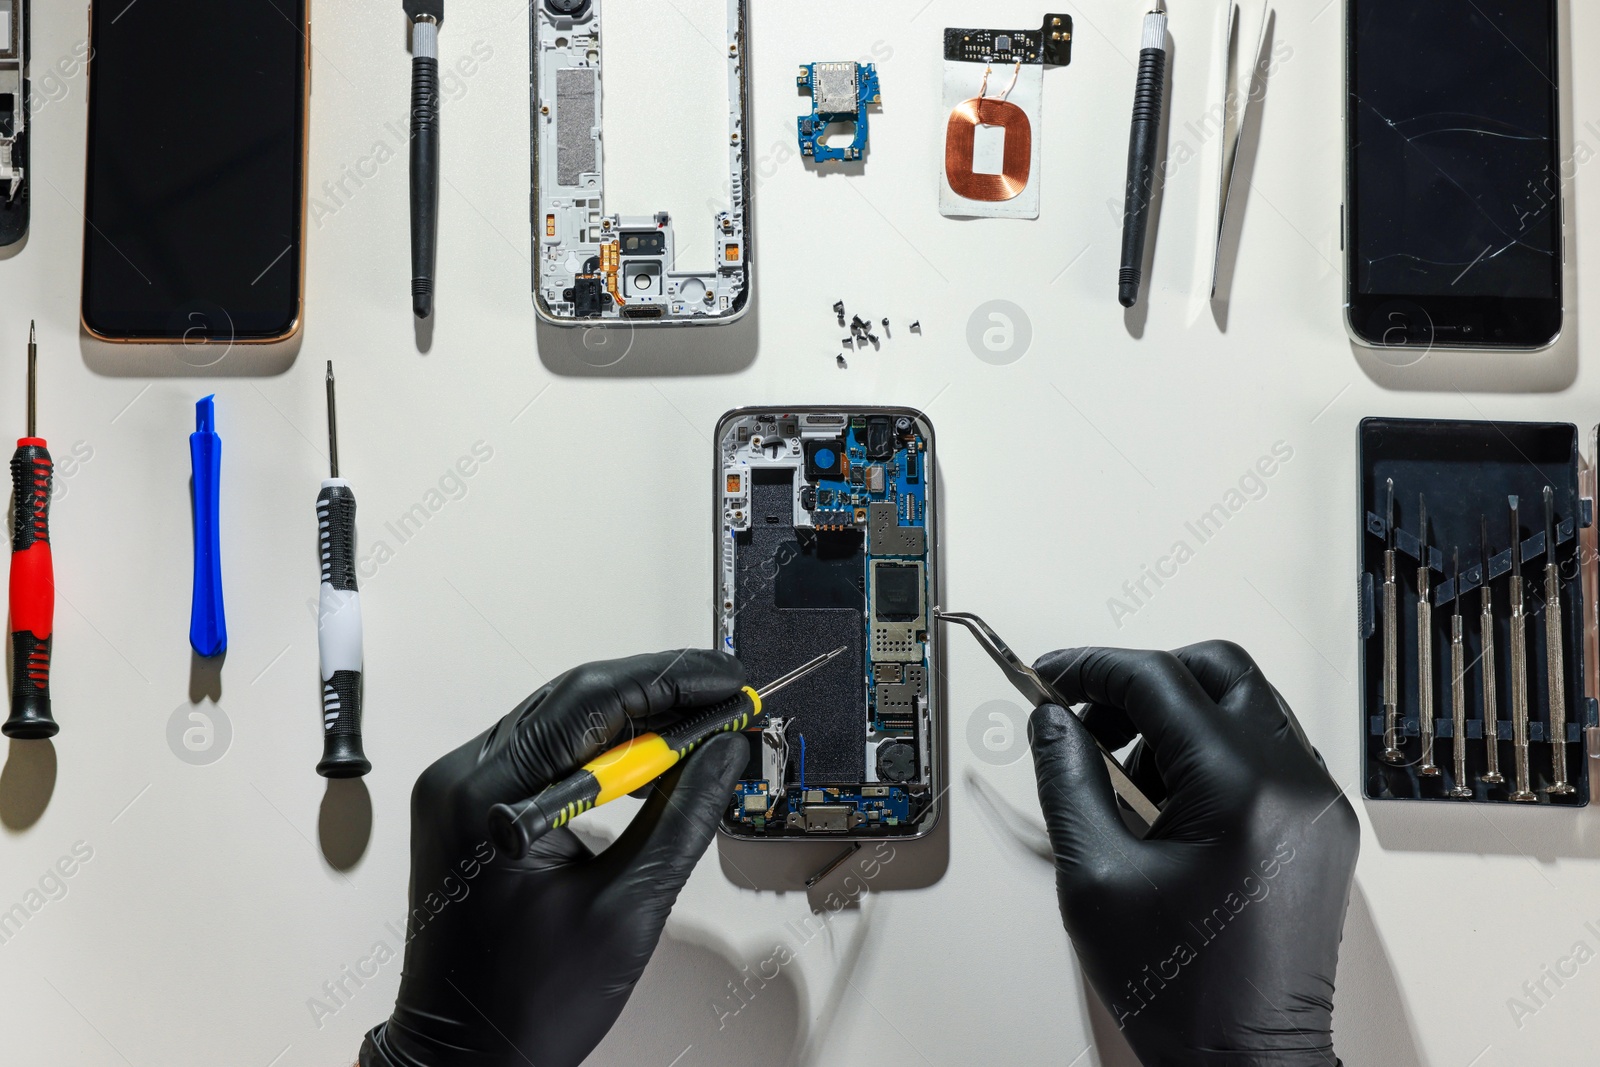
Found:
[935,610,1162,830]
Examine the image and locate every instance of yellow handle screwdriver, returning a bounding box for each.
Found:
[488,647,846,855]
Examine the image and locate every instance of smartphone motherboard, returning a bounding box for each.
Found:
[531,0,751,325]
[716,409,940,840]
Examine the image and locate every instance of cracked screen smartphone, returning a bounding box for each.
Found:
[1345,1,1562,350]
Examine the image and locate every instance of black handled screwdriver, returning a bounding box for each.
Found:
[488,647,847,856]
[404,0,443,318]
[1118,3,1168,308]
[316,363,369,777]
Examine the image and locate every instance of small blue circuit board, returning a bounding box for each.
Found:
[728,782,912,831]
[787,786,912,827]
[797,62,881,163]
[811,430,926,521]
[733,781,776,828]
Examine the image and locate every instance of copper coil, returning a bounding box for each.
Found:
[944,97,1032,202]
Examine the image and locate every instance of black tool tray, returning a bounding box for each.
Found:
[1359,418,1591,806]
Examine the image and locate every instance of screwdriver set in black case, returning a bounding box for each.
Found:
[1358,419,1594,807]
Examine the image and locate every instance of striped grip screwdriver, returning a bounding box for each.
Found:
[4,322,55,739]
[488,646,847,856]
[316,362,369,778]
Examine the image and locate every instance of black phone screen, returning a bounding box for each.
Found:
[1346,2,1561,347]
[82,2,307,342]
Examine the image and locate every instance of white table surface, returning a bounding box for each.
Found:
[1,1,1596,1064]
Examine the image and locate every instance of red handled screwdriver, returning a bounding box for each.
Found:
[4,322,55,738]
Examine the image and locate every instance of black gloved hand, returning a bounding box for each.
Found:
[1029,642,1359,1067]
[360,650,748,1067]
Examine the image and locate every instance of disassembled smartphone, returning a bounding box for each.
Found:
[532,0,751,326]
[0,0,29,247]
[715,408,940,840]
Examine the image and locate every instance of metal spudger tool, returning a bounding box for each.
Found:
[1447,549,1472,798]
[404,0,443,318]
[1381,479,1403,764]
[934,610,1162,829]
[1507,497,1537,802]
[1118,2,1168,308]
[487,647,847,856]
[4,323,56,739]
[1479,517,1504,785]
[316,363,369,779]
[1416,496,1439,777]
[1543,487,1575,796]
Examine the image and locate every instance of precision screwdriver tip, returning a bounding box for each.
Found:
[25,321,36,439]
[325,363,340,480]
[756,646,848,701]
[1544,486,1557,554]
[1509,497,1522,575]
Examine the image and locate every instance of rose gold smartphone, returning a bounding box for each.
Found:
[82,1,310,344]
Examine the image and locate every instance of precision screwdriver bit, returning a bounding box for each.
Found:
[1543,486,1574,796]
[1381,479,1403,764]
[1508,497,1537,802]
[1417,495,1439,777]
[1480,516,1504,785]
[1448,548,1472,798]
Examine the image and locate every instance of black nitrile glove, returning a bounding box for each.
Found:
[360,650,748,1067]
[1029,642,1359,1067]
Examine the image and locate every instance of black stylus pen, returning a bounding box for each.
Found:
[404,0,442,319]
[1118,4,1168,309]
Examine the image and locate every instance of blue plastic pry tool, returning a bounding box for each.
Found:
[189,395,226,657]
